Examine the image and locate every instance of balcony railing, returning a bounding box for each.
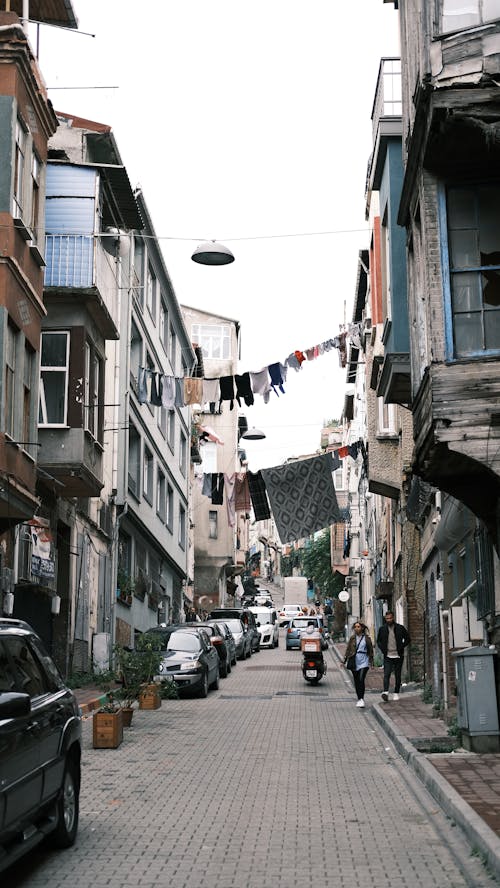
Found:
[45,234,94,288]
[372,57,402,142]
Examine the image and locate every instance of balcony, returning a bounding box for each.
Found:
[44,234,120,340]
[38,427,104,497]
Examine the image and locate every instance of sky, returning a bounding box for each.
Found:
[29,1,400,471]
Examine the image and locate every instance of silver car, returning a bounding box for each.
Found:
[222,618,253,660]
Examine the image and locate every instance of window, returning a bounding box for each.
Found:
[444,183,500,357]
[192,323,231,359]
[157,469,166,520]
[158,406,167,438]
[166,483,174,531]
[130,321,142,394]
[179,504,186,549]
[13,119,26,219]
[179,432,187,475]
[160,298,168,353]
[209,510,218,539]
[442,0,500,33]
[23,344,34,447]
[169,323,176,370]
[168,410,175,451]
[381,211,391,321]
[30,152,41,240]
[5,324,16,438]
[128,425,140,497]
[377,397,396,435]
[143,447,154,503]
[83,343,102,439]
[133,237,144,309]
[38,331,69,426]
[146,265,157,323]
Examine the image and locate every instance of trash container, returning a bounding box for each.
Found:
[453,646,500,753]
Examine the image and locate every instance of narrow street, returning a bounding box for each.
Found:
[8,628,496,888]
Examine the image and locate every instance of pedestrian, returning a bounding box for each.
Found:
[342,621,373,708]
[376,610,410,702]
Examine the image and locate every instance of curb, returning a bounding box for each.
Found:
[371,702,500,878]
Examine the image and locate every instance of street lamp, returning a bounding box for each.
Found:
[242,427,266,440]
[191,241,235,265]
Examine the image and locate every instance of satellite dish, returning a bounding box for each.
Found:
[338,590,350,602]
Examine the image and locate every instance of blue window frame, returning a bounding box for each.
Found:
[441,182,500,359]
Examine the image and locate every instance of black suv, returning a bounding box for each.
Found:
[0,619,82,873]
[209,608,260,653]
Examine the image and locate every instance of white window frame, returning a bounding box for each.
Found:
[143,446,154,503]
[377,397,397,436]
[38,331,69,427]
[192,323,231,360]
[178,503,186,550]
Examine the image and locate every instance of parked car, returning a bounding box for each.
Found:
[185,621,232,677]
[219,618,253,660]
[209,608,260,653]
[285,616,329,651]
[278,604,305,626]
[149,626,220,697]
[248,606,279,648]
[205,620,237,668]
[0,619,82,874]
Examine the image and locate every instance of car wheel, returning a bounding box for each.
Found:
[246,644,252,658]
[198,670,209,697]
[210,668,220,690]
[49,755,80,848]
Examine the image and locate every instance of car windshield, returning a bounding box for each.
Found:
[291,619,315,629]
[253,609,271,624]
[224,619,244,634]
[166,632,201,653]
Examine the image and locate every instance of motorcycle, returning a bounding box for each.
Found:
[301,633,327,684]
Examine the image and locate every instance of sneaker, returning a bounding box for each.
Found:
[392,693,400,701]
[356,699,365,708]
[381,691,389,702]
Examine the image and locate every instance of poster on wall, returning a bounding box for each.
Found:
[30,518,55,580]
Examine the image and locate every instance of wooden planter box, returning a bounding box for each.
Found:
[93,709,123,748]
[139,684,161,710]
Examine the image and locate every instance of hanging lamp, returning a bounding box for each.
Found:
[191,240,235,266]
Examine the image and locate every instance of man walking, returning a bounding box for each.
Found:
[376,611,410,702]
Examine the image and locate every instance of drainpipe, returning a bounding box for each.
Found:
[439,603,449,711]
[109,502,128,668]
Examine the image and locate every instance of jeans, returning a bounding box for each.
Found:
[353,667,369,701]
[383,656,403,693]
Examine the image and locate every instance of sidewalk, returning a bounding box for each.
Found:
[72,644,500,879]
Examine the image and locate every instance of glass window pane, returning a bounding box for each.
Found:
[442,0,479,32]
[449,229,479,268]
[448,186,476,228]
[485,309,500,349]
[41,333,67,367]
[451,272,481,312]
[40,371,66,423]
[478,186,500,258]
[453,312,483,356]
[482,270,500,307]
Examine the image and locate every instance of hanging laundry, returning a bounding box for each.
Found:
[294,349,306,367]
[161,375,176,409]
[330,451,341,471]
[201,474,213,498]
[202,377,220,409]
[199,425,224,445]
[192,345,204,377]
[138,367,150,404]
[150,372,162,407]
[224,473,236,526]
[247,470,271,521]
[184,377,203,405]
[249,368,271,403]
[235,372,254,407]
[268,362,285,396]
[174,378,185,407]
[235,472,251,512]
[305,347,316,362]
[285,352,301,371]
[211,473,224,505]
[337,445,349,459]
[348,442,360,460]
[219,375,235,411]
[261,453,340,544]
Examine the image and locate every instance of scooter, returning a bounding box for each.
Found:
[301,649,326,684]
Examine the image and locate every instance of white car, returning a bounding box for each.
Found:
[248,607,279,648]
[278,604,305,626]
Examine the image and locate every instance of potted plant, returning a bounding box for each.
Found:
[135,632,164,710]
[92,692,123,748]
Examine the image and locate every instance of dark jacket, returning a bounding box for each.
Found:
[343,632,374,666]
[377,622,410,658]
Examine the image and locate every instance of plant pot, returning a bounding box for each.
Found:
[92,709,123,748]
[139,684,161,710]
[121,706,134,727]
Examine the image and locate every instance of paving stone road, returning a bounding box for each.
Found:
[8,632,498,888]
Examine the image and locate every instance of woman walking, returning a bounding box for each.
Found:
[342,622,374,708]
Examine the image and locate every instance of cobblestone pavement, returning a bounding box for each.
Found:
[8,633,498,888]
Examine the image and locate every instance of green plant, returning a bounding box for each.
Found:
[158,678,179,700]
[421,683,433,704]
[113,632,164,705]
[117,567,135,597]
[97,691,121,713]
[447,716,461,738]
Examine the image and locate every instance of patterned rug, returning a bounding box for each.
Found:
[261,454,340,543]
